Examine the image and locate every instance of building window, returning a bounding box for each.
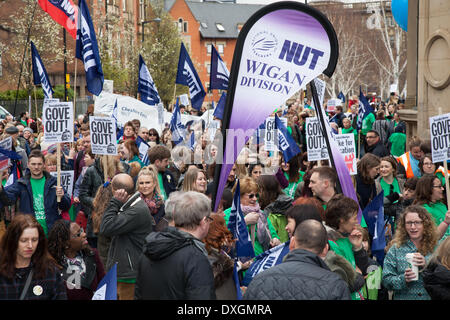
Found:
[177,18,188,33]
[217,43,224,54]
[183,21,188,33]
[216,23,225,32]
[206,63,211,74]
[123,0,126,12]
[207,43,212,54]
[139,0,145,21]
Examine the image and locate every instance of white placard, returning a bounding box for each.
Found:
[264,116,287,152]
[50,170,74,196]
[208,120,221,142]
[389,83,398,93]
[90,116,117,155]
[43,101,74,143]
[334,133,357,175]
[179,94,189,107]
[430,113,450,163]
[311,78,326,109]
[306,117,327,161]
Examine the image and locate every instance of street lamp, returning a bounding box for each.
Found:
[141,18,161,42]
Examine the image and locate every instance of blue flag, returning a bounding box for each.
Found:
[188,131,195,151]
[76,0,104,96]
[213,92,226,120]
[209,45,229,90]
[274,114,301,163]
[227,180,255,259]
[30,41,53,99]
[170,98,186,145]
[92,263,117,300]
[338,91,345,103]
[361,192,386,264]
[135,135,150,165]
[175,43,206,110]
[138,55,160,106]
[232,261,243,300]
[357,87,374,131]
[241,241,290,286]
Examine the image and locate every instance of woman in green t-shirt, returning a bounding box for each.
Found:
[375,156,405,234]
[280,154,304,199]
[324,194,371,300]
[414,174,450,240]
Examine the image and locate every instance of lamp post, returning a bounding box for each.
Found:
[141,18,161,43]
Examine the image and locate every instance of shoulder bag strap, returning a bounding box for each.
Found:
[19,269,34,300]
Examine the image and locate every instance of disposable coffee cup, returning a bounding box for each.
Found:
[405,253,419,281]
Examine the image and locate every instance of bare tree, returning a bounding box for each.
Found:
[366,1,407,96]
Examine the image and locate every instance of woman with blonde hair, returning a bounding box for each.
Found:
[382,205,439,300]
[223,176,280,256]
[423,237,450,299]
[181,167,207,194]
[137,166,165,227]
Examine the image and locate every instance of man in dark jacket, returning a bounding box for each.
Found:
[0,149,70,234]
[243,220,351,300]
[134,191,216,300]
[365,130,389,158]
[100,173,153,300]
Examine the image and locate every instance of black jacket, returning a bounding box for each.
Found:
[365,140,389,158]
[100,192,153,280]
[423,259,450,300]
[160,169,177,198]
[243,249,351,300]
[134,226,216,300]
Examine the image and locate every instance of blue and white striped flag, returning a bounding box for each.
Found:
[92,263,117,300]
[241,241,290,286]
[170,98,186,145]
[209,45,229,90]
[357,87,374,131]
[138,55,160,106]
[175,43,205,110]
[136,135,150,165]
[275,114,301,163]
[30,41,53,99]
[76,0,104,96]
[227,180,255,259]
[213,92,226,120]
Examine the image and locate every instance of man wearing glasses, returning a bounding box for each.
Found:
[365,130,388,158]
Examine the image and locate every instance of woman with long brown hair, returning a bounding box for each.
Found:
[382,205,439,300]
[356,153,381,210]
[414,174,450,239]
[0,214,66,299]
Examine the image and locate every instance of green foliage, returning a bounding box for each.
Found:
[0,85,73,100]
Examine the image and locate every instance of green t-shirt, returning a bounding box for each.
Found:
[423,201,450,239]
[283,170,305,199]
[157,173,167,201]
[30,176,47,235]
[380,178,400,202]
[389,132,406,157]
[361,113,375,136]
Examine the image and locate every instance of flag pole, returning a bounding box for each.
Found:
[310,80,342,194]
[56,143,61,203]
[74,58,78,119]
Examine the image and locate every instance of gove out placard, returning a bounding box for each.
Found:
[429,113,450,163]
[43,101,74,143]
[90,116,117,155]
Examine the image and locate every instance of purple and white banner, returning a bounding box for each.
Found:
[213,2,338,211]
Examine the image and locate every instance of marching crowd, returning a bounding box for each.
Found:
[0,93,449,301]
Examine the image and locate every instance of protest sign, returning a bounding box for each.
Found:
[179,94,189,107]
[264,116,287,152]
[311,78,325,110]
[90,116,117,155]
[207,119,221,142]
[429,113,450,163]
[306,117,328,161]
[157,103,164,125]
[50,170,74,196]
[334,133,357,175]
[43,101,74,143]
[0,137,12,171]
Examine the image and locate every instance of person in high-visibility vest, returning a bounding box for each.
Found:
[397,138,424,179]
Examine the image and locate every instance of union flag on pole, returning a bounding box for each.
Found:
[37,0,78,39]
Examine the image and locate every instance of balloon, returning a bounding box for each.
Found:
[391,0,408,31]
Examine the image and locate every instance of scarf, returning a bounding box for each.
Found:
[241,203,272,252]
[141,192,163,215]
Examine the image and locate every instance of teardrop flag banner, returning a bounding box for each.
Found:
[213,1,339,211]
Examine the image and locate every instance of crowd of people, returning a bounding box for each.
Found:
[0,93,449,301]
